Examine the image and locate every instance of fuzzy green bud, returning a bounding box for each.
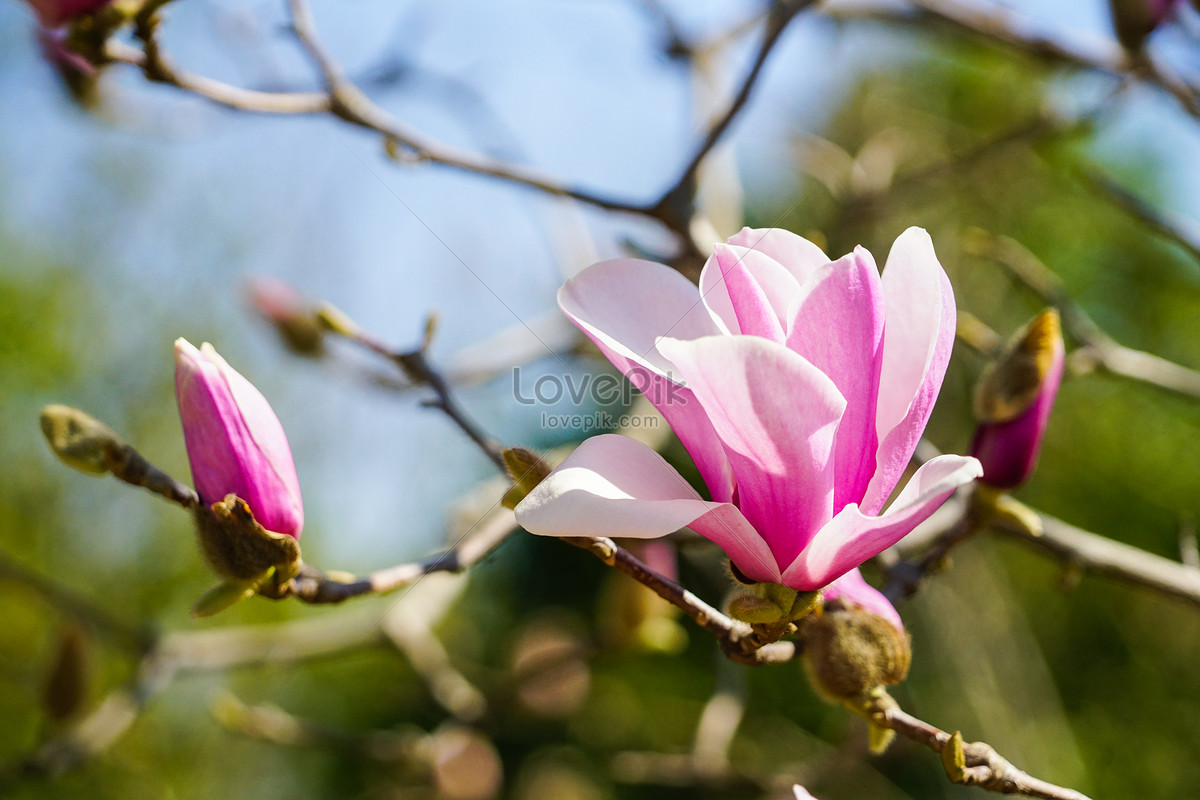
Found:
[501,447,552,509]
[799,606,912,704]
[40,404,123,475]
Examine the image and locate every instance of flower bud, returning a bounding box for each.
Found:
[969,309,1064,490]
[793,787,820,800]
[174,338,303,538]
[40,404,123,475]
[24,0,111,28]
[501,447,552,509]
[799,604,911,705]
[245,276,325,357]
[1107,0,1179,50]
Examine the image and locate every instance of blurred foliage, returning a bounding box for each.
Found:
[2,14,1200,800]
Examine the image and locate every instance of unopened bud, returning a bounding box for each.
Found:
[726,581,819,625]
[25,0,112,27]
[245,277,324,356]
[1107,0,1179,50]
[42,624,88,723]
[799,605,911,705]
[315,303,361,338]
[175,339,304,538]
[40,404,123,475]
[193,494,301,588]
[970,309,1064,489]
[501,447,552,509]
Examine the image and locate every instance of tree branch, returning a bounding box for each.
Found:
[869,701,1093,800]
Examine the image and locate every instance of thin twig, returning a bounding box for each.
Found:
[316,311,506,471]
[291,506,516,603]
[104,40,330,114]
[966,230,1200,400]
[853,0,1200,120]
[0,551,156,654]
[869,701,1093,800]
[990,499,1200,608]
[651,0,815,233]
[286,0,654,219]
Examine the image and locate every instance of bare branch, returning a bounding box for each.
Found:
[870,701,1093,800]
[103,40,330,114]
[990,499,1200,608]
[652,0,816,233]
[0,551,156,654]
[967,230,1200,400]
[843,0,1200,120]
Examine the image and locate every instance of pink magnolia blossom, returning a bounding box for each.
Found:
[515,227,980,590]
[174,338,304,538]
[793,786,820,800]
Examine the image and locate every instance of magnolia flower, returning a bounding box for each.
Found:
[793,786,820,800]
[174,338,304,538]
[515,227,980,590]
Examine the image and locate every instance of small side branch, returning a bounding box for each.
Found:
[968,230,1200,401]
[871,702,1092,800]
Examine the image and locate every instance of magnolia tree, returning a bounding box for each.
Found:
[6,0,1200,799]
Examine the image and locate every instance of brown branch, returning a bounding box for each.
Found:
[563,535,796,666]
[882,494,986,601]
[0,551,156,654]
[285,0,654,219]
[103,40,330,114]
[651,0,815,233]
[966,230,1200,401]
[990,499,1200,609]
[1071,164,1200,264]
[314,310,506,471]
[864,0,1200,120]
[870,701,1093,800]
[291,505,517,603]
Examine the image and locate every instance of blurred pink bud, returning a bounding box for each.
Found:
[246,276,308,325]
[26,0,111,28]
[174,338,304,538]
[969,309,1064,490]
[1107,0,1181,49]
[793,787,820,800]
[244,276,325,356]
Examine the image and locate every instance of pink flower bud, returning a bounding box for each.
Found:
[25,0,111,28]
[969,309,1065,490]
[174,339,304,538]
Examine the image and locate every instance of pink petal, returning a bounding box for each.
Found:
[823,568,903,632]
[793,786,821,800]
[698,244,796,342]
[559,259,735,501]
[657,335,846,571]
[860,228,957,515]
[514,435,780,582]
[174,339,304,538]
[786,247,886,512]
[781,454,981,589]
[726,227,831,284]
